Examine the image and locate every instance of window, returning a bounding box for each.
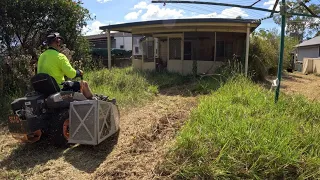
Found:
[216,41,224,57]
[135,47,139,53]
[169,38,181,60]
[142,38,154,62]
[183,32,215,61]
[120,45,124,49]
[184,41,192,60]
[225,42,233,58]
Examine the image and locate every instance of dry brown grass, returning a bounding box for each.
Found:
[279,72,320,101]
[0,94,197,180]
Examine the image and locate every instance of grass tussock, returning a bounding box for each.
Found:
[158,75,320,179]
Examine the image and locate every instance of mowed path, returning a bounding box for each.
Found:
[0,94,197,180]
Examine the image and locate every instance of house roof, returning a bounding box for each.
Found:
[85,34,108,40]
[296,36,320,47]
[99,18,261,34]
[84,32,132,40]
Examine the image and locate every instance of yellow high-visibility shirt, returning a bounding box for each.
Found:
[37,48,76,88]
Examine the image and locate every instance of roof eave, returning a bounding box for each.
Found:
[99,18,261,32]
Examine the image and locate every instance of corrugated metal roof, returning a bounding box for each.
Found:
[99,18,261,31]
[297,36,320,47]
[84,32,132,40]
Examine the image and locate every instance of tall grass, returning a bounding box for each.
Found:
[160,75,320,179]
[85,67,199,108]
[85,67,158,108]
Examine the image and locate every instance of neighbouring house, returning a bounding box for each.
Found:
[295,36,320,62]
[85,32,142,55]
[85,32,143,67]
[99,18,261,74]
[294,36,320,74]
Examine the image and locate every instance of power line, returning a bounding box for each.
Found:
[153,0,280,13]
[250,0,262,6]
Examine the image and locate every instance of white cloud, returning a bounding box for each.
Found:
[141,5,184,20]
[82,21,105,35]
[190,7,248,19]
[134,1,148,9]
[82,21,123,35]
[125,10,143,20]
[263,0,280,11]
[130,1,184,21]
[127,1,248,21]
[97,0,112,3]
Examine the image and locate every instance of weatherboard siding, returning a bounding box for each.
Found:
[298,45,320,62]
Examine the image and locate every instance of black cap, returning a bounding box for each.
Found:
[46,32,64,44]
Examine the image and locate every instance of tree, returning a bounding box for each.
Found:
[0,0,93,62]
[250,28,299,75]
[273,0,320,41]
[0,0,94,94]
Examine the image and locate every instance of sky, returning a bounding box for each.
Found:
[81,0,320,35]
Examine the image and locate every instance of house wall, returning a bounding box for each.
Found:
[181,61,225,75]
[114,36,132,51]
[298,45,320,62]
[132,60,155,71]
[168,60,182,73]
[132,59,142,69]
[142,62,155,71]
[197,61,225,74]
[132,32,246,74]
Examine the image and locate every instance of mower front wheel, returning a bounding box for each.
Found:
[49,109,70,147]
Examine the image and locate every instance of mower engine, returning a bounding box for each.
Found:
[9,92,47,143]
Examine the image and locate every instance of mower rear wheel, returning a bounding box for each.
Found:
[49,109,70,147]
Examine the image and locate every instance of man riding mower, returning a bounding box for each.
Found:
[7,32,120,147]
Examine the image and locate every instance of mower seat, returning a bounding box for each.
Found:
[31,73,60,97]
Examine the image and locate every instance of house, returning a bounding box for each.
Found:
[295,36,320,62]
[293,36,320,74]
[85,32,143,56]
[99,18,261,74]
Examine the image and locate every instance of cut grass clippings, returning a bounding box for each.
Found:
[158,75,320,179]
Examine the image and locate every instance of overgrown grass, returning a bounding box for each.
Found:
[85,67,215,108]
[85,67,157,108]
[159,75,320,179]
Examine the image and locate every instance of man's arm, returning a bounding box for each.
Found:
[59,53,77,78]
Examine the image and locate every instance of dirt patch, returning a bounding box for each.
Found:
[93,95,197,180]
[0,95,197,179]
[280,73,320,101]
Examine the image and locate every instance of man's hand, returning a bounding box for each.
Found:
[76,69,83,77]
